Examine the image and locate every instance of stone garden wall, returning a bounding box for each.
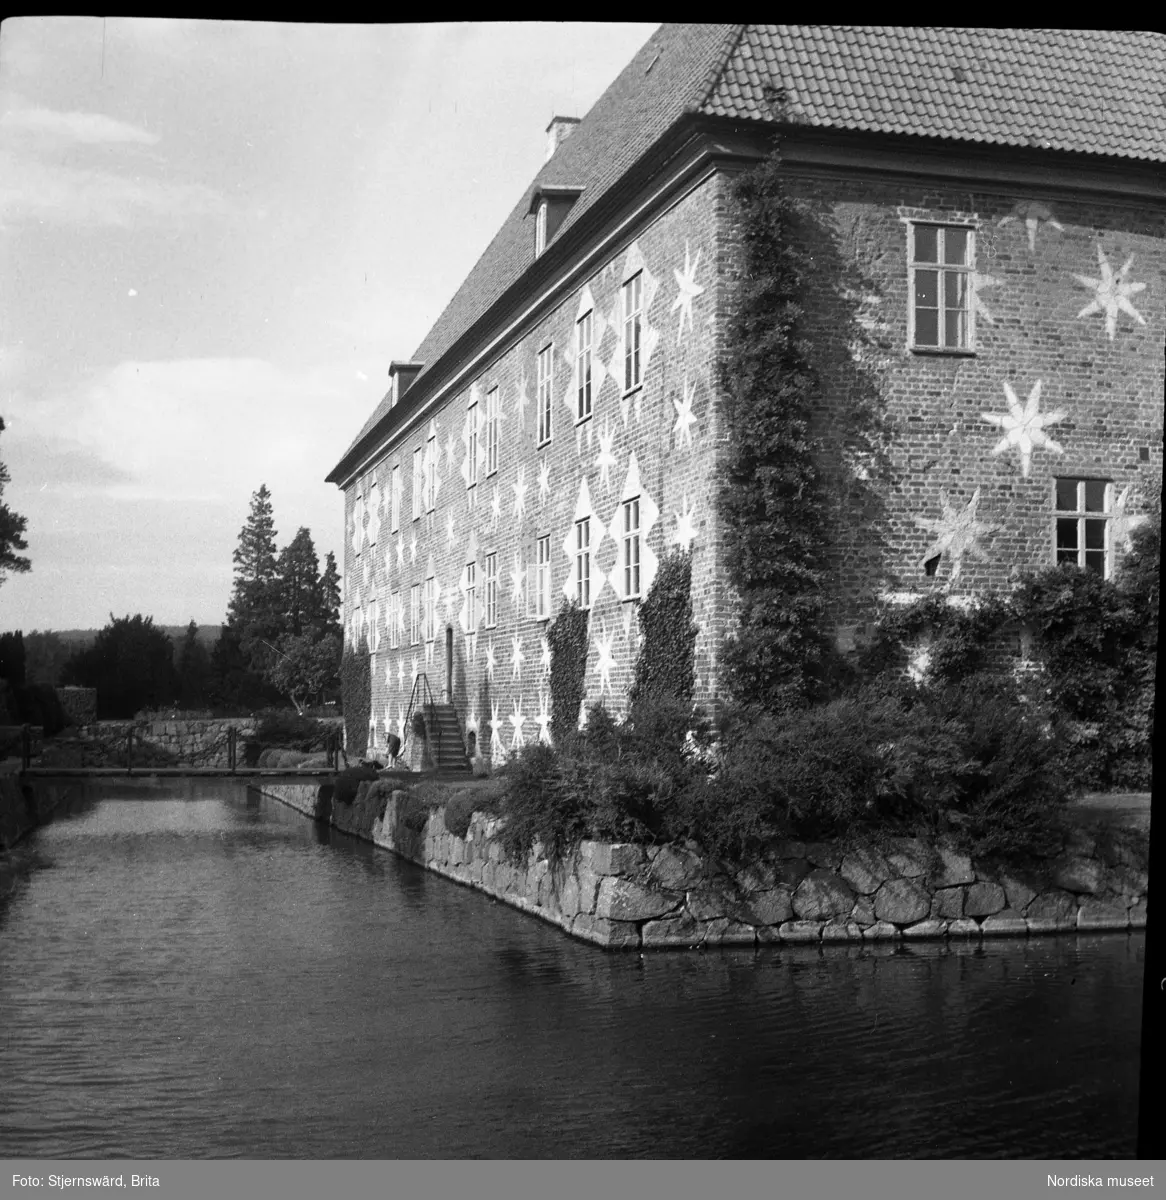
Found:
[261,781,1149,950]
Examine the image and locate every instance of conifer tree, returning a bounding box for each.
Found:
[0,416,31,585]
[228,484,278,627]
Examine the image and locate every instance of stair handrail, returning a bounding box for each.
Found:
[401,672,441,768]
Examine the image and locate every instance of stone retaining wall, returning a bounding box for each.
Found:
[261,781,1149,950]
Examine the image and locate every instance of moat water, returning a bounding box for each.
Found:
[0,781,1144,1159]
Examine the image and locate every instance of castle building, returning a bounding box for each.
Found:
[327,25,1164,762]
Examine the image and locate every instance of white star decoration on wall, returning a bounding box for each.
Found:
[982,380,1065,478]
[671,241,704,342]
[593,620,616,696]
[912,488,1000,581]
[490,485,501,531]
[509,698,526,751]
[409,535,417,564]
[540,635,551,675]
[535,691,552,745]
[538,460,551,505]
[485,640,496,682]
[512,465,528,519]
[595,421,617,490]
[1111,487,1149,552]
[397,660,405,688]
[1074,245,1147,340]
[411,655,419,684]
[672,376,697,448]
[971,272,1002,325]
[998,201,1064,251]
[510,634,525,680]
[672,496,698,552]
[490,701,505,760]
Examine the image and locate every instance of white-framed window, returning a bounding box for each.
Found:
[536,535,552,619]
[410,584,421,646]
[485,552,497,627]
[367,480,381,545]
[466,561,477,630]
[424,576,437,642]
[574,519,590,610]
[622,497,641,600]
[412,447,423,521]
[535,200,548,257]
[1055,478,1114,578]
[909,223,974,352]
[425,433,437,512]
[576,309,593,423]
[389,589,400,649]
[486,386,500,476]
[623,271,643,392]
[467,398,479,489]
[391,464,401,533]
[537,343,553,446]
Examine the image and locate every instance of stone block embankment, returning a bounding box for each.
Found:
[261,781,1149,951]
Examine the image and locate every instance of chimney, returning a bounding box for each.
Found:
[545,115,581,162]
[388,361,424,408]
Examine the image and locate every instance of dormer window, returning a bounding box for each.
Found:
[535,201,548,257]
[529,185,583,257]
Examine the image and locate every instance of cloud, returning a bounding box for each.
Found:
[21,357,361,505]
[3,432,134,490]
[0,147,231,227]
[0,101,158,145]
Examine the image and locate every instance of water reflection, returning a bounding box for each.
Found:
[0,781,1143,1159]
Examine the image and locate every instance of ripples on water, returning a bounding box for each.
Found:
[0,781,1144,1159]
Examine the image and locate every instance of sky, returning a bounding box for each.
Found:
[0,18,659,631]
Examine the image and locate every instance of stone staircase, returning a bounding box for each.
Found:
[422,704,472,775]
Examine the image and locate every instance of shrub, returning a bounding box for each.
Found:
[438,778,506,838]
[495,742,585,866]
[340,637,371,758]
[333,763,378,806]
[11,683,70,737]
[251,709,330,751]
[629,549,697,714]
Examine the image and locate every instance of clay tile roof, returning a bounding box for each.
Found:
[704,26,1166,163]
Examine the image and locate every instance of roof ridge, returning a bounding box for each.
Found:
[684,23,747,114]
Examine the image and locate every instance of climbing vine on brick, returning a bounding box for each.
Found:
[630,548,697,712]
[547,600,589,747]
[719,146,834,711]
[340,636,370,759]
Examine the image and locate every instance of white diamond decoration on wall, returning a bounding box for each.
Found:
[604,242,660,427]
[538,460,551,505]
[562,476,606,601]
[671,241,705,342]
[1074,245,1147,341]
[489,485,501,532]
[982,380,1065,478]
[446,511,456,549]
[606,451,659,601]
[366,482,382,546]
[912,488,1000,581]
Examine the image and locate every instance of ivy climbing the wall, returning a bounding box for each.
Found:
[719,146,835,712]
[547,600,589,747]
[339,635,370,759]
[629,548,697,713]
